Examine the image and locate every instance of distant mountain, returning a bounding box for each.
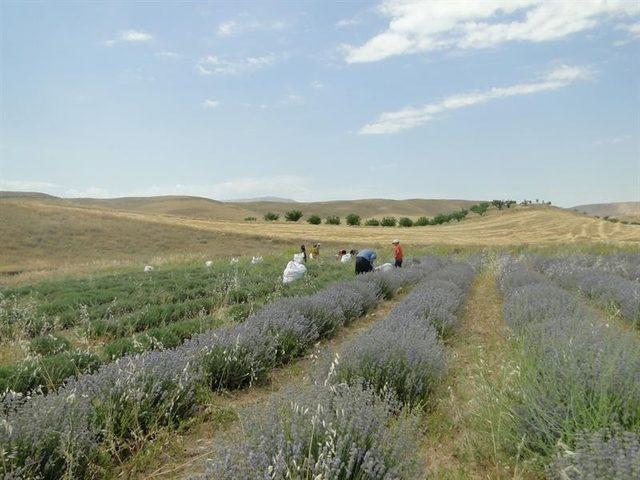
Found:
[230,196,298,203]
[571,202,640,220]
[0,191,59,199]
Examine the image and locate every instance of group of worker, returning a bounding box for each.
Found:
[299,239,404,275]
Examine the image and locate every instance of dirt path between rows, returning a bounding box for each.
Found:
[120,291,408,480]
[418,268,521,479]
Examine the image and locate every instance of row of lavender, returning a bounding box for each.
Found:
[0,257,445,479]
[197,260,477,478]
[496,257,640,479]
[527,253,640,327]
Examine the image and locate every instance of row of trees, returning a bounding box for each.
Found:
[252,202,493,227]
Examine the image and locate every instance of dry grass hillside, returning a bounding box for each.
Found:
[572,201,640,221]
[0,199,288,281]
[225,198,480,219]
[2,196,638,282]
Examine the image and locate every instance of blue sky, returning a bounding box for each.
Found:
[1,0,638,206]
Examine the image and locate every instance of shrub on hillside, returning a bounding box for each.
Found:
[325,215,341,225]
[470,202,490,216]
[346,213,361,226]
[284,210,303,222]
[399,217,413,227]
[414,216,429,226]
[307,214,321,225]
[365,218,380,226]
[381,216,397,227]
[243,216,257,222]
[263,212,279,221]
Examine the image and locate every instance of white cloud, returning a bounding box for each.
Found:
[195,53,278,75]
[104,30,153,47]
[359,65,590,134]
[310,80,324,89]
[614,21,640,45]
[218,20,238,37]
[336,17,360,28]
[64,187,111,198]
[593,134,633,146]
[344,1,640,63]
[155,51,181,59]
[202,99,220,109]
[281,94,304,105]
[216,18,286,37]
[128,175,312,200]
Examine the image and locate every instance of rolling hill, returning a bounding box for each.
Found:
[225,198,480,219]
[2,195,638,282]
[571,201,640,221]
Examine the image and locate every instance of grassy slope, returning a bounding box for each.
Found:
[0,199,288,278]
[571,201,640,220]
[2,197,639,282]
[225,198,480,219]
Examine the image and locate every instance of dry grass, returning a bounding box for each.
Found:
[0,199,290,282]
[2,198,638,283]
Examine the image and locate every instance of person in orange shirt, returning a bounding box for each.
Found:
[392,239,403,268]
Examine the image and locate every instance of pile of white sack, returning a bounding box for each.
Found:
[282,253,307,284]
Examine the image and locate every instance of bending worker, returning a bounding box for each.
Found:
[355,249,377,275]
[392,239,403,268]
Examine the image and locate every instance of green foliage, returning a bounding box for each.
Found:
[414,216,429,226]
[307,214,321,225]
[263,212,279,221]
[470,202,490,216]
[365,218,380,226]
[381,216,397,227]
[346,213,361,226]
[243,216,257,221]
[492,200,506,210]
[0,255,355,395]
[398,217,413,227]
[29,333,72,356]
[325,215,341,225]
[284,210,303,222]
[0,350,100,395]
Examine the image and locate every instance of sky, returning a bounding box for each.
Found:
[1,0,639,207]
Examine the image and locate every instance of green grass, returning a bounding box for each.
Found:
[0,254,354,395]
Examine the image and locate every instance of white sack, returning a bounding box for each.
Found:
[144,265,154,272]
[340,253,352,263]
[283,260,307,284]
[251,256,263,264]
[375,262,393,272]
[205,260,213,267]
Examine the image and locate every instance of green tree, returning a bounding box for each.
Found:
[381,216,397,227]
[414,216,429,226]
[346,213,361,226]
[365,218,380,226]
[264,212,279,221]
[398,217,413,227]
[284,210,303,222]
[325,215,341,225]
[307,214,321,225]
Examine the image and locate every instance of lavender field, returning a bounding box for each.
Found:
[1,251,638,479]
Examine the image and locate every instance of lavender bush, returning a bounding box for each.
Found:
[1,258,439,478]
[199,382,420,480]
[549,428,640,480]
[332,263,474,406]
[528,254,640,326]
[197,258,477,478]
[496,256,640,466]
